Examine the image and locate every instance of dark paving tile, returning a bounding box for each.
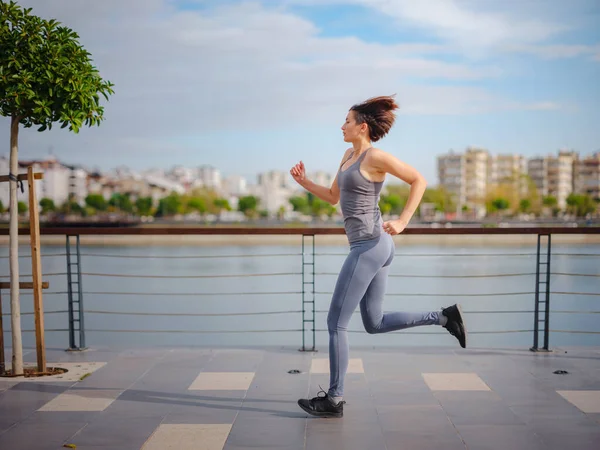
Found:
[0,383,68,424]
[376,404,452,431]
[225,416,306,449]
[529,419,600,450]
[434,392,526,426]
[66,415,163,448]
[201,349,265,372]
[383,429,466,450]
[306,419,388,450]
[510,402,589,424]
[0,420,87,450]
[75,355,162,389]
[455,425,546,450]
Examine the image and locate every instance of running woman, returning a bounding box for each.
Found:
[290,95,467,418]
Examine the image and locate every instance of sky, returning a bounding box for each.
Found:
[1,0,599,186]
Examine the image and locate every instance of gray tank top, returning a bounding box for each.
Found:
[337,149,384,243]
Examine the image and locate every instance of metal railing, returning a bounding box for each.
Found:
[0,226,599,352]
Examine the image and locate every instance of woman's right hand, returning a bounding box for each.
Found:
[290,161,306,184]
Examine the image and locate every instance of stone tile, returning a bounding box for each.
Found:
[0,420,87,450]
[311,358,364,374]
[67,415,163,448]
[38,389,120,411]
[434,392,525,426]
[376,404,452,431]
[557,390,600,413]
[422,373,491,391]
[188,372,255,391]
[306,420,388,450]
[383,429,465,450]
[527,418,600,450]
[142,424,232,450]
[225,417,306,449]
[455,425,546,450]
[0,362,106,383]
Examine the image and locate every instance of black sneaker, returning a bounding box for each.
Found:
[442,304,467,348]
[298,388,345,418]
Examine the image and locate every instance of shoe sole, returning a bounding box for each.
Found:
[456,303,467,348]
[297,402,343,418]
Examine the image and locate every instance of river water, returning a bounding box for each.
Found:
[1,238,598,350]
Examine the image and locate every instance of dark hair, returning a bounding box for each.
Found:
[350,95,399,142]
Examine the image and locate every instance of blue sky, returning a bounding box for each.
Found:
[1,0,599,186]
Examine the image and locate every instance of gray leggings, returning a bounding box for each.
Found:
[327,232,441,397]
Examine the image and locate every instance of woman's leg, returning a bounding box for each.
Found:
[326,238,389,398]
[359,264,441,334]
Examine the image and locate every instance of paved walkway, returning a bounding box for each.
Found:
[1,345,599,449]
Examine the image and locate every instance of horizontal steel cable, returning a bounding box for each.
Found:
[6,329,69,333]
[84,328,301,333]
[80,252,300,259]
[19,291,300,296]
[551,291,600,296]
[0,272,67,279]
[316,252,536,257]
[315,291,535,297]
[1,310,68,316]
[550,330,600,334]
[552,253,600,257]
[551,310,600,314]
[85,310,301,316]
[315,309,534,314]
[80,272,300,279]
[316,272,536,278]
[550,272,600,277]
[314,328,533,334]
[0,253,67,259]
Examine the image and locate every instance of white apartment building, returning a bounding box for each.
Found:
[252,170,294,214]
[198,165,221,191]
[528,150,577,209]
[0,156,88,210]
[437,147,489,217]
[223,175,248,197]
[437,151,466,209]
[574,152,600,200]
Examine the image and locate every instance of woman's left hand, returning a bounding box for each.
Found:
[382,219,407,235]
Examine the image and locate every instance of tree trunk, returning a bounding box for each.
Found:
[9,114,23,375]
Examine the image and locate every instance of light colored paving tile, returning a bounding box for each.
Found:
[0,362,106,383]
[38,389,120,411]
[188,372,254,391]
[422,373,491,391]
[142,424,232,450]
[557,390,600,413]
[311,358,364,374]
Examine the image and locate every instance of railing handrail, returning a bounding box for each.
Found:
[1,225,600,236]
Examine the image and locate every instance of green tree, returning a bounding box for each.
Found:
[17,201,27,214]
[289,195,309,214]
[135,197,153,216]
[566,194,596,217]
[39,197,55,214]
[0,199,5,213]
[109,193,133,213]
[156,193,183,217]
[238,195,259,218]
[186,197,207,214]
[1,0,114,377]
[85,194,107,211]
[519,199,531,213]
[542,196,557,207]
[213,198,231,213]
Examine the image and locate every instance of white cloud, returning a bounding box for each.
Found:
[1,0,562,170]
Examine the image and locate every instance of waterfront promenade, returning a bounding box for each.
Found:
[1,344,599,449]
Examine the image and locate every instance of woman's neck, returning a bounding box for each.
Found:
[351,139,372,155]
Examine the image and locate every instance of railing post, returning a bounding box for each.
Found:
[543,234,552,350]
[299,234,317,352]
[531,233,552,352]
[66,234,86,351]
[531,234,541,351]
[66,235,76,350]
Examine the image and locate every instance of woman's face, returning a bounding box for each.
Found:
[341,110,365,143]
